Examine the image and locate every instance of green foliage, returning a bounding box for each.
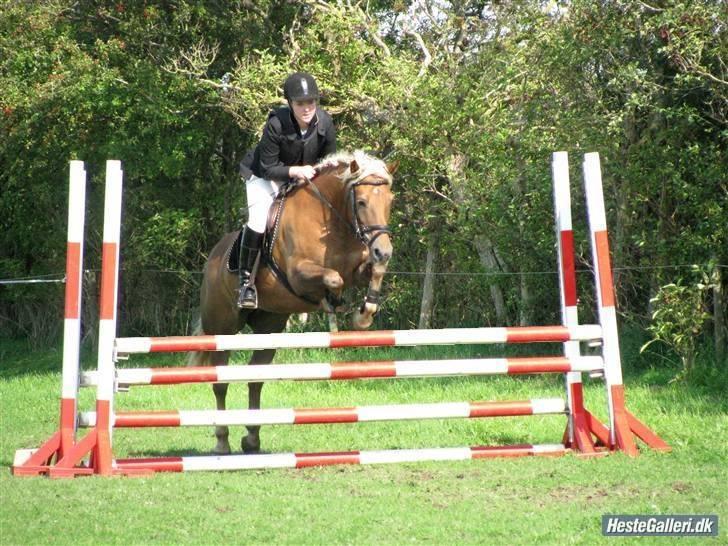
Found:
[642,279,711,378]
[1,0,294,336]
[1,0,726,370]
[129,208,203,270]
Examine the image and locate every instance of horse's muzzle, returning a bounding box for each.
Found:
[370,233,393,264]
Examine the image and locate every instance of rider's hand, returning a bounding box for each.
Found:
[289,165,317,180]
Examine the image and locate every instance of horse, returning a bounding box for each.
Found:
[190,150,397,454]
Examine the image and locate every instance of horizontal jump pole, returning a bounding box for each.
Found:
[78,398,567,428]
[114,443,568,473]
[80,355,604,387]
[115,325,603,354]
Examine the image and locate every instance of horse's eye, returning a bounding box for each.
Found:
[357,199,367,208]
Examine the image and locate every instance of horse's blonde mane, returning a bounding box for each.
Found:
[316,150,393,186]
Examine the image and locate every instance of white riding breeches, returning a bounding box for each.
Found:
[245,174,282,233]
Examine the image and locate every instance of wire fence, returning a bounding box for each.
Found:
[2,263,726,286]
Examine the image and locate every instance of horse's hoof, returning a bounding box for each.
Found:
[352,304,376,330]
[241,434,260,454]
[352,318,373,330]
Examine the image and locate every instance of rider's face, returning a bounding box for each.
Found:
[291,99,317,128]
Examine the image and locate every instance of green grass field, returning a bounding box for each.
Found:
[1,338,726,545]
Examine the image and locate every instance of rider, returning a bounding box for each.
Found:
[237,72,337,309]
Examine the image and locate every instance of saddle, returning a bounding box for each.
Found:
[226,180,323,306]
[226,180,300,273]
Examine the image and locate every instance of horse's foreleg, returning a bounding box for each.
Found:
[353,260,373,286]
[352,262,387,330]
[290,259,344,301]
[242,348,276,454]
[321,298,340,332]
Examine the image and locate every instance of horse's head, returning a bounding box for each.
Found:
[311,151,397,329]
[344,155,397,269]
[325,152,397,329]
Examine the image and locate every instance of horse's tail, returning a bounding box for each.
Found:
[187,316,213,368]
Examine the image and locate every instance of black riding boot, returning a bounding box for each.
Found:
[237,227,264,309]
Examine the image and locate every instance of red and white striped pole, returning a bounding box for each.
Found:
[583,152,638,456]
[93,160,124,474]
[78,398,568,428]
[114,324,603,354]
[115,444,568,473]
[49,160,156,477]
[80,355,604,387]
[59,161,87,458]
[552,152,606,455]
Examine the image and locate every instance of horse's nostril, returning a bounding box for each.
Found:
[372,247,391,263]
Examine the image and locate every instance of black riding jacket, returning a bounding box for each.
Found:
[246,106,337,182]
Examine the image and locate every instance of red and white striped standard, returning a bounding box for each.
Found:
[59,161,87,458]
[552,152,599,455]
[80,355,604,387]
[78,398,567,428]
[583,153,636,456]
[114,324,603,355]
[93,160,124,474]
[114,443,568,473]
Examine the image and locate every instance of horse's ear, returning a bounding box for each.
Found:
[349,160,360,174]
[386,160,399,175]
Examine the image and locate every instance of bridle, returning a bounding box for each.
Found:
[348,179,392,248]
[306,174,392,251]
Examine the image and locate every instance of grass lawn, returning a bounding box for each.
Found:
[1,338,726,545]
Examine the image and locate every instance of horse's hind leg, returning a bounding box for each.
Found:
[211,350,232,454]
[241,348,275,454]
[241,311,290,454]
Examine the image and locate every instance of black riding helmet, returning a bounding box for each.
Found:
[283,72,320,102]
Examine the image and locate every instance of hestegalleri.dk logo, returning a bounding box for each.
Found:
[602,515,718,537]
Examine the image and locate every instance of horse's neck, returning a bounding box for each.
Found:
[310,172,347,213]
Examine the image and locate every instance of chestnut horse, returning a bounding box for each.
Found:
[190,151,397,454]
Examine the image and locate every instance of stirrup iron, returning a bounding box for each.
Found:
[238,283,258,309]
